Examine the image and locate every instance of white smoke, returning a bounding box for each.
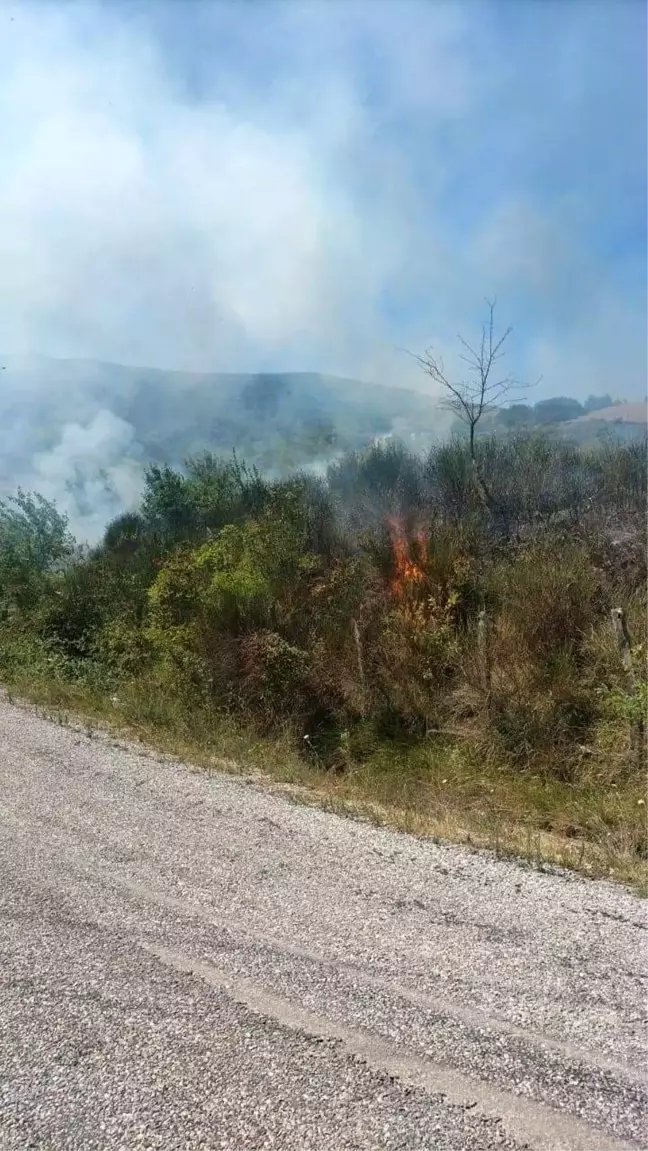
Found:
[0,0,643,539]
[25,411,145,542]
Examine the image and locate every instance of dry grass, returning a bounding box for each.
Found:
[5,668,646,895]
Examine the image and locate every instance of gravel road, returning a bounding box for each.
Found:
[0,695,646,1150]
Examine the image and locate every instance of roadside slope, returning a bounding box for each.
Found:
[0,696,646,1150]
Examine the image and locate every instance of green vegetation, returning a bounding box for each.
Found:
[1,433,646,888]
[453,393,646,444]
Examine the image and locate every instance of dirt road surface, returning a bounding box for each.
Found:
[0,696,646,1150]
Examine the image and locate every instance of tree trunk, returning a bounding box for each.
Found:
[469,421,493,515]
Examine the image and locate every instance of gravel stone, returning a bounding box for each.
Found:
[0,695,645,1150]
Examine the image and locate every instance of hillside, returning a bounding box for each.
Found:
[0,355,440,484]
[570,401,647,425]
[0,355,448,538]
[561,401,647,445]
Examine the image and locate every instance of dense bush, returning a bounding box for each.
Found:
[0,433,645,783]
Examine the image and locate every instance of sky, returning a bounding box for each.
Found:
[0,0,646,400]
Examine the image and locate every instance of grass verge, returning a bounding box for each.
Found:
[3,667,646,895]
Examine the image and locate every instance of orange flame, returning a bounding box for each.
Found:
[387,517,427,598]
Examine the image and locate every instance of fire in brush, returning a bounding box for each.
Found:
[386,516,428,598]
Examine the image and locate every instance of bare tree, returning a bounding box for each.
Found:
[410,300,536,510]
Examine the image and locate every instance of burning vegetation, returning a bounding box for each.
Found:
[386,516,428,599]
[0,433,646,881]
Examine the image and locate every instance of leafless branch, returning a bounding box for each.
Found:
[401,300,539,513]
[409,301,537,444]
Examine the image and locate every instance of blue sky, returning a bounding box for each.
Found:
[0,0,645,399]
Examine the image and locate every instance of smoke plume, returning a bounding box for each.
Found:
[0,0,644,538]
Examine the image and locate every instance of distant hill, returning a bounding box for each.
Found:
[464,393,646,446]
[560,401,647,445]
[569,402,647,425]
[0,355,442,501]
[0,355,442,537]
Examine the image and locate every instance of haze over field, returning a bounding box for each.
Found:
[0,0,645,537]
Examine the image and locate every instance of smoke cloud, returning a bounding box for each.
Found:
[26,411,145,544]
[0,0,644,538]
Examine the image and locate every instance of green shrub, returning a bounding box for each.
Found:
[489,539,603,661]
[240,631,312,728]
[0,437,644,789]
